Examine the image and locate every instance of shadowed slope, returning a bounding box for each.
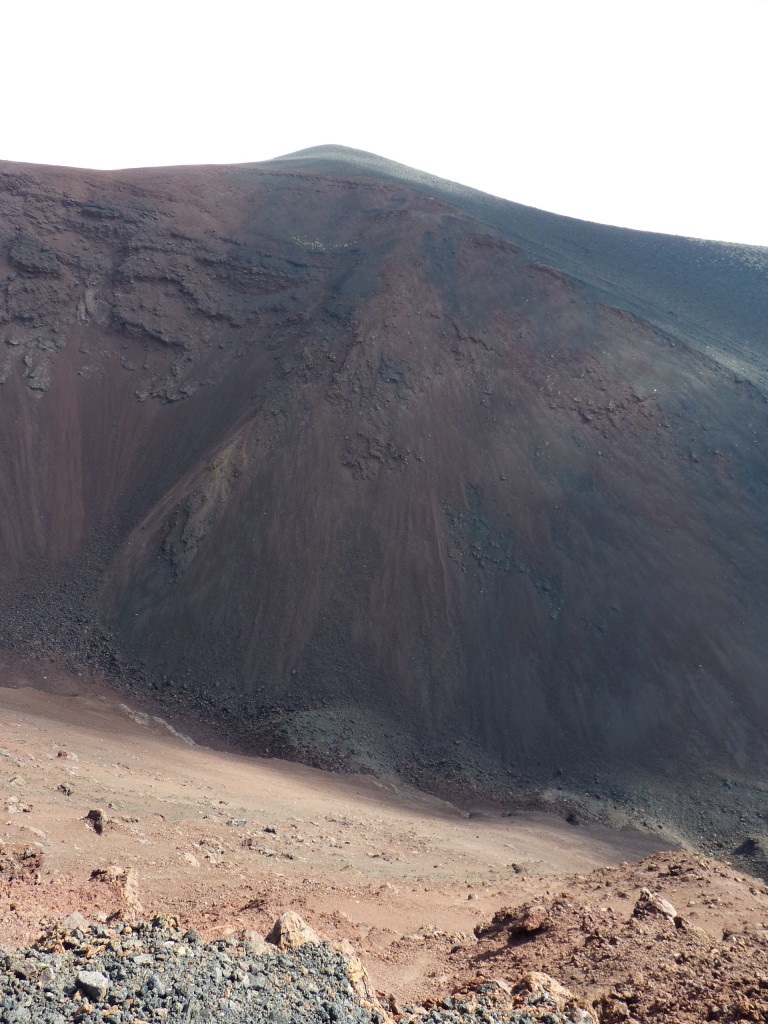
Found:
[1,149,767,832]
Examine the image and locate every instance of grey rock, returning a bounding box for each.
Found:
[76,969,110,1001]
[60,912,89,934]
[39,966,55,987]
[0,917,394,1024]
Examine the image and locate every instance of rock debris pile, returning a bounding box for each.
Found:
[458,856,768,1023]
[0,915,385,1024]
[0,914,587,1024]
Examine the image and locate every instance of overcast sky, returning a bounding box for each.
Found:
[3,0,766,246]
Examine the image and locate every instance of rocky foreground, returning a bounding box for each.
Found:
[3,686,768,1023]
[0,912,591,1024]
[3,854,768,1023]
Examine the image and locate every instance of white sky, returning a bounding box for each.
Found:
[3,0,766,246]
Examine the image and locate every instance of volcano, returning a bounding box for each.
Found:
[1,146,767,833]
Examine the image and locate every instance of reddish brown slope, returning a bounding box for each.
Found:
[1,153,767,850]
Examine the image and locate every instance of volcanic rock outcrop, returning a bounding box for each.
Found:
[1,147,767,820]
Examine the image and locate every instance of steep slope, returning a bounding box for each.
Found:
[272,146,768,389]
[1,149,767,833]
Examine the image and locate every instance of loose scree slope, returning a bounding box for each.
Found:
[1,146,767,823]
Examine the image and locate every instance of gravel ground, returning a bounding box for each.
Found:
[0,917,581,1024]
[0,917,383,1024]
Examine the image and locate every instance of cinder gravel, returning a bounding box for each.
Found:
[0,918,575,1024]
[0,917,384,1024]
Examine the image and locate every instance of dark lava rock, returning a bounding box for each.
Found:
[0,918,386,1024]
[84,809,107,835]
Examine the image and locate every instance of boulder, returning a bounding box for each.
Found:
[265,911,320,949]
[332,938,377,1002]
[85,808,107,835]
[475,901,552,940]
[514,972,598,1023]
[89,864,144,917]
[632,888,677,922]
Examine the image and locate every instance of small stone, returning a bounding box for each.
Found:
[61,912,89,934]
[76,969,110,1002]
[240,930,270,954]
[632,888,677,922]
[147,973,168,996]
[39,966,55,986]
